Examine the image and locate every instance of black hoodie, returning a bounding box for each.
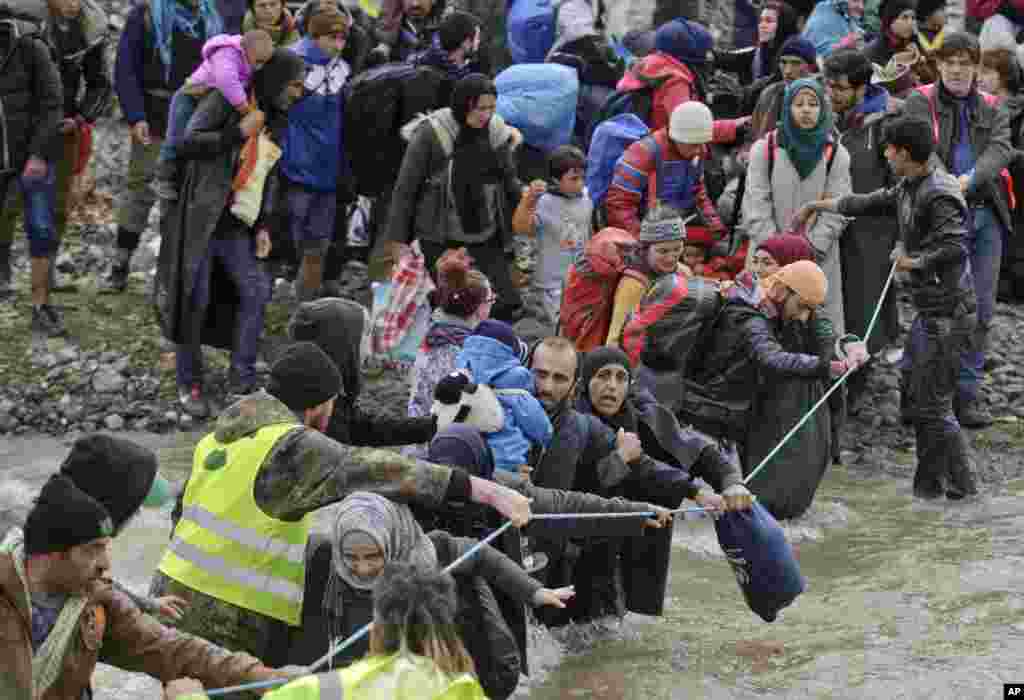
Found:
[0,15,62,173]
[287,297,438,446]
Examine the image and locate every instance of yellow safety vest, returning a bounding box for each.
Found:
[158,422,310,626]
[358,0,380,18]
[262,654,487,700]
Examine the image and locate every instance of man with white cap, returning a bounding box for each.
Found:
[605,100,729,243]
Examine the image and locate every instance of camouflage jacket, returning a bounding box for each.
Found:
[152,391,457,664]
[211,391,454,522]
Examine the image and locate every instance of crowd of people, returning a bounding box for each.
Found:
[1,0,1022,696]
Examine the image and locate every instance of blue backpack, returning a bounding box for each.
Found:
[714,502,805,622]
[585,113,650,209]
[507,0,559,65]
[496,63,579,153]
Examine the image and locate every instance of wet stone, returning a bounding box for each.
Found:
[92,369,126,393]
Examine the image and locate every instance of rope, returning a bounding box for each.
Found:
[743,260,899,486]
[196,261,903,698]
[206,520,516,697]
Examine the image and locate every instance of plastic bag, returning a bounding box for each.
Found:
[230,130,282,226]
[496,63,579,152]
[713,502,805,622]
[369,240,435,363]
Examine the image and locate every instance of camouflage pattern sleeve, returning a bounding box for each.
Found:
[255,428,454,521]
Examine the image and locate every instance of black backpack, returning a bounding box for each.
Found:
[343,62,447,197]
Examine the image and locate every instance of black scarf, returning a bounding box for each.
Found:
[449,75,506,235]
[451,125,504,235]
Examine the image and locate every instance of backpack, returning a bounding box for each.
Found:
[343,62,447,197]
[559,227,645,352]
[585,113,650,209]
[585,75,665,149]
[621,273,722,369]
[495,63,579,153]
[507,0,559,65]
[554,33,626,88]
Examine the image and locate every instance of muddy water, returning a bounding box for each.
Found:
[3,434,1024,700]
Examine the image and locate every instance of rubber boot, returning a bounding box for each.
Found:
[0,242,13,300]
[956,395,993,429]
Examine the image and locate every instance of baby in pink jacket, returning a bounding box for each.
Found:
[155,30,274,200]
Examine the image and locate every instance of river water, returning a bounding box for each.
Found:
[3,429,1023,700]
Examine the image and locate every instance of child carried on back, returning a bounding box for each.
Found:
[154,29,275,200]
[432,320,553,475]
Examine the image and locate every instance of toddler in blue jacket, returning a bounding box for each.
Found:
[439,320,553,473]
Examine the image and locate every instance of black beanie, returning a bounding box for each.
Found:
[59,435,160,533]
[268,341,343,412]
[880,0,917,30]
[25,476,114,556]
[579,346,633,390]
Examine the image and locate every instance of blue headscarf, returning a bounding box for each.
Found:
[778,77,834,181]
[150,0,224,78]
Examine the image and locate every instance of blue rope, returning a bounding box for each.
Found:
[205,520,516,697]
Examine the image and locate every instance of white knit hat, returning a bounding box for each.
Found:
[669,101,714,145]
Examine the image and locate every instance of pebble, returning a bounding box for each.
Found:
[92,368,127,393]
[104,414,125,431]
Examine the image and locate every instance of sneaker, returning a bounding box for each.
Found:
[99,259,130,294]
[178,384,210,419]
[956,398,993,429]
[31,304,67,337]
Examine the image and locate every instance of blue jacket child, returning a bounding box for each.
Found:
[455,320,553,472]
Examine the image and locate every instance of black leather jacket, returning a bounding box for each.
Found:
[838,166,977,317]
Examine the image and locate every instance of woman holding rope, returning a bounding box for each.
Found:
[287,493,575,699]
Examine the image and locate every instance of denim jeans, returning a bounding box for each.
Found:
[959,205,1004,402]
[904,310,978,498]
[176,237,270,388]
[158,91,199,166]
[0,166,57,257]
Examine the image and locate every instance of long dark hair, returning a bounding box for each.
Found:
[451,74,497,127]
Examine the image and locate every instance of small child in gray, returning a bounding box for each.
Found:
[512,145,593,329]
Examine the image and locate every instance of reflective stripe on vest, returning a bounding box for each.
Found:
[158,422,309,625]
[265,656,487,700]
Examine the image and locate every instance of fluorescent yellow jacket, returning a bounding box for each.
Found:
[158,422,310,625]
[264,653,488,700]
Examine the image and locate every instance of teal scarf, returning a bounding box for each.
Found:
[777,77,834,181]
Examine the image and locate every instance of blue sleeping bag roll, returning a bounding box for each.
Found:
[714,502,805,622]
[496,63,579,153]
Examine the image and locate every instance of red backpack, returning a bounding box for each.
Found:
[560,228,647,353]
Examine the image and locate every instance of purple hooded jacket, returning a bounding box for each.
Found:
[187,33,253,109]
